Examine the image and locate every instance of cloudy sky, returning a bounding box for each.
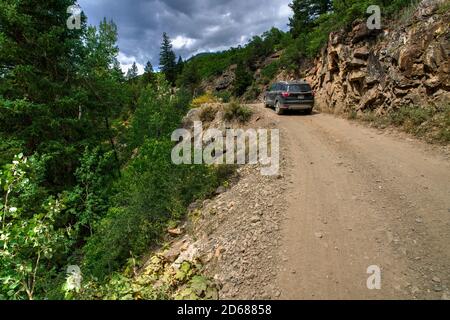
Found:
[78,0,293,74]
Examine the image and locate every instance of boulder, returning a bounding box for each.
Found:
[424,76,441,88]
[212,64,237,91]
[215,186,227,195]
[168,228,184,237]
[349,70,366,82]
[354,46,370,59]
[398,45,423,72]
[172,243,199,270]
[411,64,425,78]
[347,58,367,68]
[358,88,383,110]
[424,42,446,72]
[351,22,379,44]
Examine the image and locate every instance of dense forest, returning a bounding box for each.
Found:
[0,0,230,300]
[0,0,416,300]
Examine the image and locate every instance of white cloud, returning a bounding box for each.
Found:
[118,52,145,75]
[172,35,197,50]
[278,3,292,18]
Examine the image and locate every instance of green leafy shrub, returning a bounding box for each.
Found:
[0,154,68,300]
[232,63,253,97]
[223,102,253,123]
[214,91,232,103]
[261,62,280,82]
[128,79,191,149]
[64,147,116,238]
[243,84,261,102]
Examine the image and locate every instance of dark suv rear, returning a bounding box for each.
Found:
[264,81,314,115]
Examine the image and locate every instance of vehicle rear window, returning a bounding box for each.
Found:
[288,84,311,92]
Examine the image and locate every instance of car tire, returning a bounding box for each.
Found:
[305,108,313,115]
[275,101,284,115]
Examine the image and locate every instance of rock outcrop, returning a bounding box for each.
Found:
[307,0,450,115]
[200,64,237,93]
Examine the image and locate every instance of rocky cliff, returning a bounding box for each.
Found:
[306,0,450,115]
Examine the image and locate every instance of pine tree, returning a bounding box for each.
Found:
[288,0,333,38]
[159,33,177,85]
[142,61,156,86]
[0,0,88,183]
[144,61,154,74]
[126,62,139,80]
[176,56,184,76]
[232,62,252,97]
[176,61,200,94]
[112,59,125,82]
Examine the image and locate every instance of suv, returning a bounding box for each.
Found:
[264,81,314,115]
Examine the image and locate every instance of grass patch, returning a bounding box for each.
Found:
[358,104,450,144]
[199,105,218,123]
[398,0,421,25]
[223,102,253,123]
[437,0,450,14]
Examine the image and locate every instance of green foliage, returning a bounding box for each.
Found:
[214,91,232,103]
[160,33,178,86]
[127,78,191,149]
[82,84,232,279]
[261,62,280,84]
[126,62,139,80]
[142,61,156,86]
[64,147,116,237]
[0,155,68,300]
[289,0,333,38]
[176,61,202,95]
[243,84,261,103]
[233,63,253,97]
[223,102,253,123]
[0,0,424,301]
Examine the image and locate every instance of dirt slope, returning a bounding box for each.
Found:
[254,104,450,300]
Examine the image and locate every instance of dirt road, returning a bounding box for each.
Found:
[256,105,450,300]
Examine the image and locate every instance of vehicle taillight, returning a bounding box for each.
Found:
[282,92,290,98]
[312,91,315,97]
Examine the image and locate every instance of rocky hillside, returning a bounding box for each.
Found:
[306,0,450,115]
[197,0,449,117]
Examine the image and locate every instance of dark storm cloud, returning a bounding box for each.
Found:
[78,0,292,73]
